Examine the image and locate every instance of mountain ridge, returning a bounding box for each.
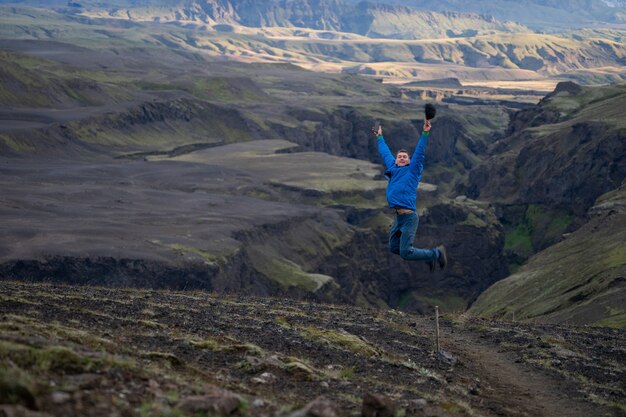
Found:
[72,0,529,40]
[3,4,624,85]
[363,0,626,30]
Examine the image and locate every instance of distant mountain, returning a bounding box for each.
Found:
[331,33,626,75]
[359,0,626,30]
[3,0,626,32]
[2,4,624,85]
[0,0,529,40]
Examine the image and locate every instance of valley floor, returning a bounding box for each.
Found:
[0,281,624,417]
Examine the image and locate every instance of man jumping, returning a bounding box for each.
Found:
[374,120,447,272]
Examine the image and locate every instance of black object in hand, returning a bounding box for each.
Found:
[425,103,436,120]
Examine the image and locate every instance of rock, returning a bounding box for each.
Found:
[408,398,427,409]
[241,354,287,374]
[50,391,71,404]
[63,373,100,390]
[552,81,583,96]
[177,388,242,415]
[406,399,428,417]
[285,360,318,380]
[287,396,339,417]
[436,350,458,366]
[362,393,398,417]
[251,372,277,384]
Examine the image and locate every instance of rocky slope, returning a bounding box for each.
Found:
[0,50,124,108]
[469,181,626,327]
[0,43,389,158]
[464,82,626,263]
[462,82,626,326]
[1,280,624,416]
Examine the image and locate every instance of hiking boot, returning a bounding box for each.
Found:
[436,245,447,270]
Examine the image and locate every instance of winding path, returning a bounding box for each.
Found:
[444,323,612,417]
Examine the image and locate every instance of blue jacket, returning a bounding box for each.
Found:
[377,132,429,211]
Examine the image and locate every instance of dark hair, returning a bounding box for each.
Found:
[396,149,409,157]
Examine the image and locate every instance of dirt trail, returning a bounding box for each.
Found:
[444,324,607,417]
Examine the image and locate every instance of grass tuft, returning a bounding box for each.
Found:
[299,326,382,357]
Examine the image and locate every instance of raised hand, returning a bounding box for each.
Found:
[423,119,431,132]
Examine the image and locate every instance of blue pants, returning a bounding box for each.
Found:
[389,212,438,262]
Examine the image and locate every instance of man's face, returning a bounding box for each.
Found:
[396,152,410,166]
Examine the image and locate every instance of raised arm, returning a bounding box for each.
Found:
[374,125,396,170]
[410,119,431,176]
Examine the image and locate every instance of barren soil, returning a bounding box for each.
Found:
[1,281,623,417]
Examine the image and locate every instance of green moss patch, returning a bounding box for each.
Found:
[0,365,38,408]
[504,204,574,262]
[189,335,264,355]
[191,76,270,103]
[0,135,36,153]
[149,240,221,265]
[594,310,626,329]
[254,256,333,292]
[504,223,534,257]
[298,326,382,357]
[461,212,489,228]
[0,340,128,374]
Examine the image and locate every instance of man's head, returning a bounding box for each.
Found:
[395,149,409,166]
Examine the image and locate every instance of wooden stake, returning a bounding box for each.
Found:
[435,305,440,353]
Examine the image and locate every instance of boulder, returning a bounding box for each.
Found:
[287,396,339,417]
[177,388,242,415]
[361,392,398,417]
